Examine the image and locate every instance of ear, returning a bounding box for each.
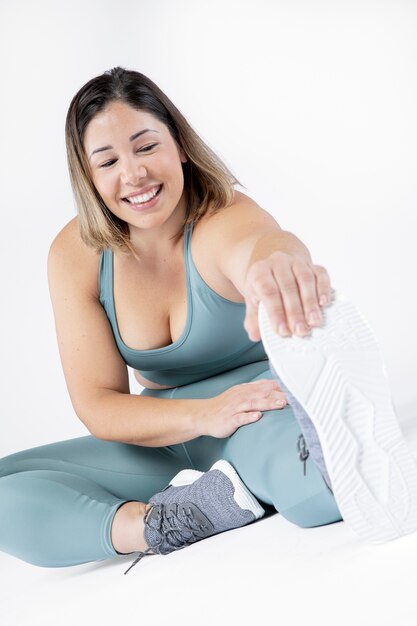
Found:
[179,146,188,163]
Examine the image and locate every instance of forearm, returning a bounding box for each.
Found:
[80,390,205,446]
[248,230,312,268]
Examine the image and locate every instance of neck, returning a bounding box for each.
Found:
[128,198,188,264]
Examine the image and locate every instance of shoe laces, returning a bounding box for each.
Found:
[124,502,211,575]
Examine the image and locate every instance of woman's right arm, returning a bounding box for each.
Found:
[47,219,285,447]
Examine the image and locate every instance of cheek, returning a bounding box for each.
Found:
[159,150,184,179]
[92,172,116,200]
[166,158,185,190]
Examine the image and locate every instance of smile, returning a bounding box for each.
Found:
[124,185,162,205]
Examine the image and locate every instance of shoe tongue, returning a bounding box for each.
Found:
[171,503,215,536]
[144,503,214,555]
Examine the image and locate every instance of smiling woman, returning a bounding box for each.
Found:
[84,103,188,246]
[65,67,238,258]
[3,65,412,576]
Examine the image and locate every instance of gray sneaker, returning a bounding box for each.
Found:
[124,460,265,574]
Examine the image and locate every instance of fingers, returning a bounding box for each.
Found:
[243,260,287,339]
[239,392,287,412]
[236,411,263,426]
[246,378,283,391]
[273,260,308,336]
[244,253,333,338]
[209,379,288,438]
[290,261,322,333]
[243,294,262,342]
[313,264,332,308]
[236,380,287,413]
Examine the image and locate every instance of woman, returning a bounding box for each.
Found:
[1,67,415,574]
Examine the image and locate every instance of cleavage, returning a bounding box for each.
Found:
[113,250,187,351]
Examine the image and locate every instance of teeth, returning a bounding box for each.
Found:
[127,186,160,204]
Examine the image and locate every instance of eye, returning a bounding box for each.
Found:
[99,159,117,168]
[138,143,158,153]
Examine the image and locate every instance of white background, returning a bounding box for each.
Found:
[1,1,417,624]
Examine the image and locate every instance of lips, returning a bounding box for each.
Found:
[123,184,162,205]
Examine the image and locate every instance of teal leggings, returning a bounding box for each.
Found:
[0,362,342,568]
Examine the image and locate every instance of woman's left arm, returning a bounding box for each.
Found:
[212,192,332,342]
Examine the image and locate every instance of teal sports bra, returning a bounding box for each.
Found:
[98,221,267,387]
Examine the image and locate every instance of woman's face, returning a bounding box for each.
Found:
[84,100,187,232]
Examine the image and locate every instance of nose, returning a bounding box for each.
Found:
[120,160,147,186]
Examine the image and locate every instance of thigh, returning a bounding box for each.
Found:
[142,360,272,472]
[0,435,191,503]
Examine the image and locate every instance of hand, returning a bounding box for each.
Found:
[198,379,287,438]
[243,251,332,341]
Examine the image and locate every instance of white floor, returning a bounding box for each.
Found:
[3,415,417,626]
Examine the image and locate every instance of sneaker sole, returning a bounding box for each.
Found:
[258,291,417,543]
[210,460,265,520]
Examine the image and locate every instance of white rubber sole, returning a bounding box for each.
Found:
[258,291,417,544]
[169,461,265,520]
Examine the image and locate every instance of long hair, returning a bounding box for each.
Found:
[65,67,240,255]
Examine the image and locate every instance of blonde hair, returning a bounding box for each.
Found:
[65,67,241,255]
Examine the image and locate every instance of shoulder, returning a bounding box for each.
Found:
[200,190,281,243]
[48,216,101,298]
[194,191,283,295]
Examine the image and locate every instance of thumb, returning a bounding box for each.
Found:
[243,295,261,342]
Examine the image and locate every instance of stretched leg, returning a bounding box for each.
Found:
[258,293,417,542]
[186,403,342,527]
[220,403,342,527]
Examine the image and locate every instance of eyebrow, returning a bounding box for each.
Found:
[89,128,159,158]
